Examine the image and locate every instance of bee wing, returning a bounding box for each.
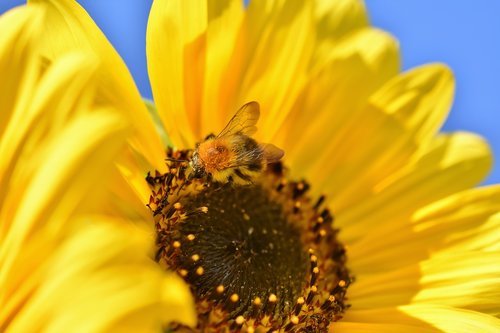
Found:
[217,101,260,138]
[226,144,283,169]
[260,143,284,163]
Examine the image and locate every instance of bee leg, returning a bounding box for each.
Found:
[176,180,187,195]
[206,173,213,184]
[211,177,234,192]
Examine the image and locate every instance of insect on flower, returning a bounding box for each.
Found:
[190,101,284,184]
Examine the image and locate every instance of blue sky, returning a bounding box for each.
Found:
[2,1,499,184]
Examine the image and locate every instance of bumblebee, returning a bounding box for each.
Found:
[190,101,284,184]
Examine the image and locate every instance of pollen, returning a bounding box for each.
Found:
[230,293,239,303]
[235,316,245,325]
[147,148,351,332]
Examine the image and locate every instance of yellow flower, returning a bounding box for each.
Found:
[0,5,194,333]
[14,0,500,332]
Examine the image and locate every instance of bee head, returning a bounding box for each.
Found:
[189,150,206,180]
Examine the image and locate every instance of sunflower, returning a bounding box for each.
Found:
[0,5,194,333]
[13,0,500,332]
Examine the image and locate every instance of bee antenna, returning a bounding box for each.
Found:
[165,157,190,162]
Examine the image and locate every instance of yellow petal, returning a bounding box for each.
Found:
[4,219,195,333]
[26,0,172,230]
[336,322,437,333]
[200,0,244,137]
[147,0,207,148]
[317,64,454,213]
[313,0,370,69]
[29,0,166,171]
[347,264,422,310]
[276,28,400,181]
[240,1,315,141]
[99,148,158,232]
[373,64,454,147]
[341,305,500,332]
[318,27,400,78]
[349,253,500,313]
[315,0,368,40]
[348,178,496,273]
[1,52,98,182]
[0,5,195,331]
[0,6,40,137]
[341,132,492,246]
[0,109,129,283]
[348,187,500,311]
[412,185,500,252]
[415,251,500,315]
[401,305,500,333]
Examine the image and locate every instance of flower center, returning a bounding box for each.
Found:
[178,184,308,317]
[147,149,351,332]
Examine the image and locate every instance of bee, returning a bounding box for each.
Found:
[190,101,284,184]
